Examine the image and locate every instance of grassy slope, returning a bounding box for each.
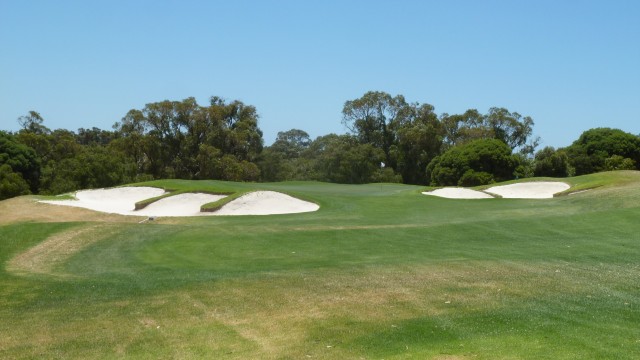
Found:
[1,171,639,359]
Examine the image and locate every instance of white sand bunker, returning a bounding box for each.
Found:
[422,188,493,199]
[485,182,570,199]
[40,187,318,217]
[41,187,167,214]
[213,191,319,216]
[423,181,571,199]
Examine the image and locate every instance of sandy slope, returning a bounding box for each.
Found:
[423,181,570,199]
[40,187,166,215]
[422,188,493,199]
[485,182,570,199]
[213,191,320,215]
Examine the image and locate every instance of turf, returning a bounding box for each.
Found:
[1,171,640,359]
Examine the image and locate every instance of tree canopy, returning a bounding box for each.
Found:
[426,138,521,186]
[2,91,637,200]
[565,128,640,175]
[113,97,263,181]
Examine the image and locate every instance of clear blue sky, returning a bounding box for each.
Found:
[1,0,639,147]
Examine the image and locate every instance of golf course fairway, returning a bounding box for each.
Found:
[1,171,639,359]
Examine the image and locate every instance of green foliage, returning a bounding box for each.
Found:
[566,128,640,175]
[199,191,249,212]
[0,164,31,200]
[370,167,403,183]
[17,111,50,135]
[605,155,636,171]
[440,107,536,155]
[39,146,136,195]
[76,127,117,146]
[534,146,574,177]
[458,170,494,186]
[0,131,40,192]
[485,107,535,151]
[512,153,535,179]
[270,129,311,159]
[427,138,519,186]
[394,104,444,184]
[313,135,387,184]
[342,91,412,167]
[115,96,264,181]
[258,129,313,182]
[342,92,536,184]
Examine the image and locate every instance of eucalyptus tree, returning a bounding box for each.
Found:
[395,103,444,184]
[440,108,536,155]
[342,91,414,168]
[114,96,264,181]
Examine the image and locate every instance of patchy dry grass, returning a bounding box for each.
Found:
[0,196,143,225]
[7,224,119,278]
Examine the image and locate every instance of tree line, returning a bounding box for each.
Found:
[2,91,639,200]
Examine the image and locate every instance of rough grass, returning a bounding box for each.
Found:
[199,191,249,212]
[1,171,640,359]
[132,188,234,211]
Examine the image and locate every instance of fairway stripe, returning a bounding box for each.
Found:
[6,224,117,278]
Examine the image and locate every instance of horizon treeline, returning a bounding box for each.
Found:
[2,91,640,200]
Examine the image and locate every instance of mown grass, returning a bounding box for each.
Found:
[1,171,640,359]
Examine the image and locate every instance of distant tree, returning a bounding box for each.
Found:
[0,131,40,192]
[604,155,636,171]
[440,109,488,148]
[533,147,574,177]
[77,127,117,146]
[114,96,264,180]
[271,129,311,158]
[395,103,444,184]
[565,128,640,175]
[426,139,520,186]
[0,164,31,200]
[440,107,537,155]
[342,91,413,168]
[39,145,136,194]
[17,111,50,135]
[310,134,394,184]
[258,129,313,182]
[196,145,260,182]
[485,107,535,152]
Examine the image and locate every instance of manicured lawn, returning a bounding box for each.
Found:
[1,171,639,359]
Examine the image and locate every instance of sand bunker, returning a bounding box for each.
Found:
[214,191,319,215]
[485,182,570,199]
[40,187,318,217]
[41,187,166,214]
[423,181,571,199]
[422,188,493,199]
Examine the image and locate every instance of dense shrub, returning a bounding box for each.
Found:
[565,128,640,175]
[534,147,574,177]
[0,131,40,192]
[426,139,519,186]
[604,155,636,171]
[0,164,31,200]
